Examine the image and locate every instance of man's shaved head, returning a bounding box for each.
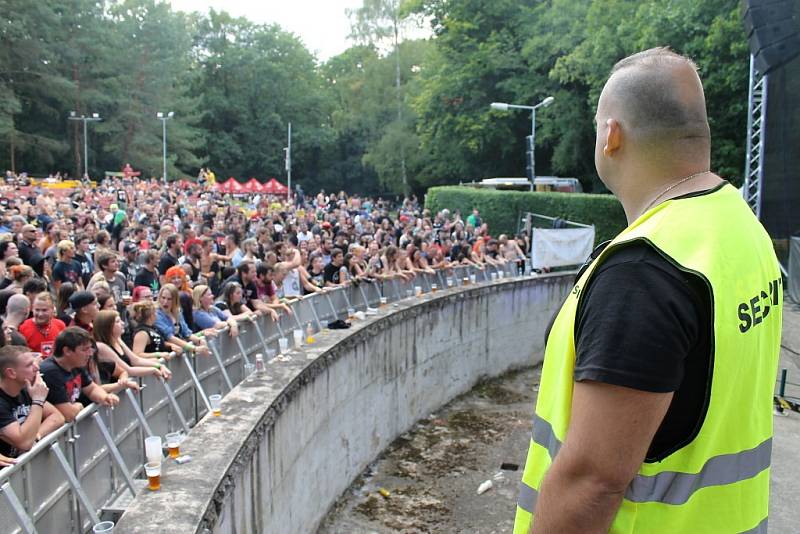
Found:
[602,47,710,150]
[595,47,713,194]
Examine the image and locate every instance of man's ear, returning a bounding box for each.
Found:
[603,118,622,157]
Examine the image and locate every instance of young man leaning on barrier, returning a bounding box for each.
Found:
[40,327,119,422]
[0,346,65,458]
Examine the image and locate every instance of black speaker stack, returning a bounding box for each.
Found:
[743,0,800,238]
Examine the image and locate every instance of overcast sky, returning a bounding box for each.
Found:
[168,0,376,61]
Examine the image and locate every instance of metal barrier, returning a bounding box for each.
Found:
[0,262,519,533]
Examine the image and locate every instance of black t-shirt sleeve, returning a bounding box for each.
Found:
[574,244,703,393]
[0,393,18,431]
[41,363,69,405]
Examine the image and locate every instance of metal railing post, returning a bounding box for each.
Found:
[50,441,101,526]
[0,482,37,534]
[92,412,137,498]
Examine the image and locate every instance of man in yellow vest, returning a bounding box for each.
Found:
[515,47,782,533]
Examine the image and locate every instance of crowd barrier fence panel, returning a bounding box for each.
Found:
[0,262,520,533]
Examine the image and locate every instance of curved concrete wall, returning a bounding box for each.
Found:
[116,274,572,534]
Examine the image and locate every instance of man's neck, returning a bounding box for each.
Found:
[103,270,116,280]
[6,315,24,329]
[0,378,22,397]
[34,319,51,329]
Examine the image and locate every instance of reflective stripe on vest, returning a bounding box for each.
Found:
[517,414,773,513]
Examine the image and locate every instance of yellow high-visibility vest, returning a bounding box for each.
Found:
[515,183,781,533]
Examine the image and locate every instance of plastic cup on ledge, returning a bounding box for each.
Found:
[431,283,438,292]
[469,274,477,284]
[447,278,454,288]
[414,286,422,297]
[144,436,162,464]
[278,337,289,353]
[498,271,505,279]
[491,272,498,281]
[165,432,182,459]
[145,461,161,491]
[292,329,304,347]
[209,394,222,416]
[380,296,388,308]
[406,289,413,298]
[347,307,356,321]
[93,521,115,533]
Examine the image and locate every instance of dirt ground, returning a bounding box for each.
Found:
[318,367,540,534]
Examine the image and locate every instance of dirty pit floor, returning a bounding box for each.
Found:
[319,367,540,534]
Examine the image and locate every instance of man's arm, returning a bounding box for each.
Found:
[38,402,65,438]
[82,382,119,407]
[532,380,672,533]
[53,401,83,422]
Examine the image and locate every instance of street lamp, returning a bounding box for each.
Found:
[156,112,174,183]
[68,111,102,179]
[490,96,555,190]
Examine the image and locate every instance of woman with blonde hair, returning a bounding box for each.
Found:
[93,310,171,384]
[154,284,209,356]
[192,285,239,336]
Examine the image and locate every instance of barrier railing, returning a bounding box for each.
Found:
[0,261,522,533]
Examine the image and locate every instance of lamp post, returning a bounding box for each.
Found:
[284,122,292,204]
[68,112,102,179]
[490,96,554,191]
[156,112,174,183]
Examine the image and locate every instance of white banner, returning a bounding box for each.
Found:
[531,227,595,269]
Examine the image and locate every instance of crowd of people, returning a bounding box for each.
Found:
[0,176,530,466]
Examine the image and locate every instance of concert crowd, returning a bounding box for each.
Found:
[0,175,530,464]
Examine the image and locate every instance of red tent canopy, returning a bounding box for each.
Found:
[245,178,263,193]
[216,177,241,194]
[262,178,288,196]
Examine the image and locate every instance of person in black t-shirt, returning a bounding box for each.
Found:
[220,261,269,315]
[158,234,182,281]
[522,49,745,533]
[73,234,94,288]
[135,250,161,294]
[40,327,119,422]
[52,240,83,291]
[323,248,345,287]
[0,346,64,458]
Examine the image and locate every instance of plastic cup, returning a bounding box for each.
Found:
[347,308,355,320]
[244,363,255,376]
[165,432,182,459]
[405,289,413,298]
[463,277,470,286]
[145,461,161,491]
[414,286,422,296]
[498,271,505,279]
[431,283,438,292]
[469,274,477,284]
[278,337,289,353]
[93,521,115,533]
[144,436,162,464]
[209,394,222,416]
[379,297,388,308]
[447,278,454,288]
[292,329,304,347]
[491,272,498,281]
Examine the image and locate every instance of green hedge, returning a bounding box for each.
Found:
[425,186,628,244]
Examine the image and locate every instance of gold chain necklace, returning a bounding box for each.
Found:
[644,171,709,213]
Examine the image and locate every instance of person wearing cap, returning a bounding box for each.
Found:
[68,291,99,333]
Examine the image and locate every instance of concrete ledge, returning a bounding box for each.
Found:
[115,274,572,533]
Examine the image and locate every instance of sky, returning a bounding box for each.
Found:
[168,0,377,61]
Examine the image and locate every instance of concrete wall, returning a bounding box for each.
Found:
[116,274,572,534]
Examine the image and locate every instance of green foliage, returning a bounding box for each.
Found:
[425,186,628,244]
[0,0,753,193]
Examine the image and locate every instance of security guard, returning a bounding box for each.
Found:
[515,48,781,533]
